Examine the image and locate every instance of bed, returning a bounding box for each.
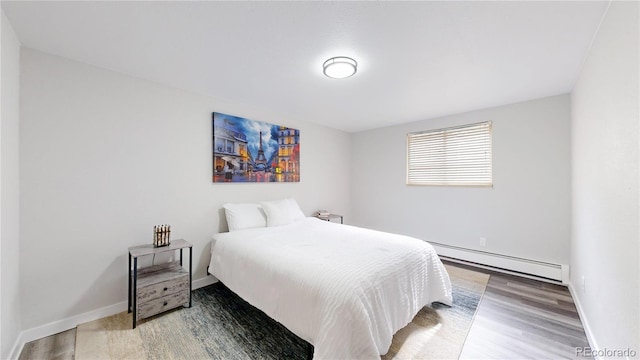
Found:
[208,200,452,359]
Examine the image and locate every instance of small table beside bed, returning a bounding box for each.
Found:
[208,198,452,359]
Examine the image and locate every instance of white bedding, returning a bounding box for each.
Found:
[208,217,452,359]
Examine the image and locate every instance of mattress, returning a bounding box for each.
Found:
[209,217,452,359]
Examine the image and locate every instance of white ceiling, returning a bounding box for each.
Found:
[2,1,609,132]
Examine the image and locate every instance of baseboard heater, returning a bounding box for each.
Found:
[430,242,569,284]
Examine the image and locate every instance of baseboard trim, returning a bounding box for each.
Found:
[8,275,219,359]
[568,282,601,359]
[431,242,569,283]
[8,332,24,360]
[18,300,127,355]
[193,274,218,289]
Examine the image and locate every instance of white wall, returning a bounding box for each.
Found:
[19,48,351,330]
[1,10,22,360]
[571,1,639,353]
[351,95,571,266]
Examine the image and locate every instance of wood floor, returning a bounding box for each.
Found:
[18,261,591,360]
[18,328,75,360]
[456,262,591,359]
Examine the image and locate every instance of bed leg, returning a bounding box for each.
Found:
[307,342,314,360]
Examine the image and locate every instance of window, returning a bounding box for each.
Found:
[407,121,492,187]
[226,140,235,154]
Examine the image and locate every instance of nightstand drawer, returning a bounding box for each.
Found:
[137,273,189,302]
[137,290,189,320]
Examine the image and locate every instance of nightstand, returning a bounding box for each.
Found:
[315,213,343,224]
[128,239,192,329]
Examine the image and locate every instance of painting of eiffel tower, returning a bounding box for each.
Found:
[212,112,300,183]
[254,131,268,170]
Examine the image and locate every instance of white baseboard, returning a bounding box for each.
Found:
[8,300,126,360]
[8,275,219,360]
[568,282,601,359]
[193,274,218,289]
[431,242,569,283]
[8,332,24,360]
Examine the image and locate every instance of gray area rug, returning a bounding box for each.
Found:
[76,264,488,359]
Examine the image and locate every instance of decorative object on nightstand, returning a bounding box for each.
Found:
[153,224,171,247]
[128,239,192,329]
[314,211,343,224]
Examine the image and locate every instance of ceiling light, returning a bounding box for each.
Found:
[323,56,357,79]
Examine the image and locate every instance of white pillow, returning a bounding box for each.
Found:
[260,198,306,227]
[223,203,267,232]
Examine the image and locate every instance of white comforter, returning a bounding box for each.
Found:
[208,218,452,359]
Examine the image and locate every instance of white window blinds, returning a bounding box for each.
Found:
[407,121,492,187]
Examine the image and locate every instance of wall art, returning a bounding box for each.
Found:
[213,112,300,183]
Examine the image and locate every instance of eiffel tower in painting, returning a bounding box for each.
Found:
[254,131,268,170]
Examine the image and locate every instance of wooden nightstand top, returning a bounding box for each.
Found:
[128,238,192,258]
[315,214,344,224]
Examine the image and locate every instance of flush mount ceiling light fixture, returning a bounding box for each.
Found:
[323,56,357,79]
